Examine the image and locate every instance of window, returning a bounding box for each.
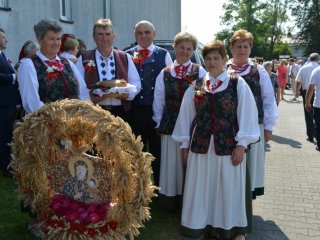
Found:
[60,0,72,22]
[0,0,10,10]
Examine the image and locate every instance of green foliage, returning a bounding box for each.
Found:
[290,0,320,54]
[0,175,182,240]
[0,175,35,240]
[216,0,289,59]
[273,42,292,58]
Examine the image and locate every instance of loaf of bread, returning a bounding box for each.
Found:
[98,79,127,88]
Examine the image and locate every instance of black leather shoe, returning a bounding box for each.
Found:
[307,137,314,143]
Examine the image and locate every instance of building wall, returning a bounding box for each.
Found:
[0,0,180,64]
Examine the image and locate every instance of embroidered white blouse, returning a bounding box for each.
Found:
[172,71,260,149]
[153,60,206,127]
[76,49,141,106]
[227,59,279,131]
[18,50,91,113]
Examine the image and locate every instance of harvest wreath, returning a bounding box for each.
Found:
[11,99,156,239]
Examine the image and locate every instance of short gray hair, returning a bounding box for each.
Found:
[134,20,155,32]
[309,53,320,62]
[34,19,63,40]
[263,61,273,69]
[24,41,39,55]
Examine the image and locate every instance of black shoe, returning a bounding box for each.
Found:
[316,146,320,151]
[307,137,314,143]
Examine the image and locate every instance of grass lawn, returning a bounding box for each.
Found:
[0,174,182,240]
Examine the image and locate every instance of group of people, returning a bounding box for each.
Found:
[263,55,320,152]
[1,17,284,240]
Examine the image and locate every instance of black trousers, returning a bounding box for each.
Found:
[0,105,16,173]
[129,105,161,186]
[301,90,315,139]
[314,107,320,148]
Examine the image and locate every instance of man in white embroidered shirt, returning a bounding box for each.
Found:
[76,18,141,121]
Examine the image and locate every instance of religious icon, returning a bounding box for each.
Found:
[62,157,97,204]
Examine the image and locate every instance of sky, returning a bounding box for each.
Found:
[181,0,226,44]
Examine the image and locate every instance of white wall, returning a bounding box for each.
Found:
[0,0,180,64]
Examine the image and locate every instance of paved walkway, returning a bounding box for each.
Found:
[247,90,320,240]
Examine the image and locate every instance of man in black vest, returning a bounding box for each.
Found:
[126,21,172,186]
[0,28,19,178]
[76,18,140,120]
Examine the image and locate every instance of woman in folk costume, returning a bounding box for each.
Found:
[152,32,206,210]
[18,19,90,114]
[16,19,90,238]
[172,40,259,240]
[59,33,79,63]
[227,29,278,199]
[14,40,39,70]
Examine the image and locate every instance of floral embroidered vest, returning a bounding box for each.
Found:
[190,76,239,155]
[240,64,264,124]
[126,46,167,106]
[82,49,130,110]
[159,63,200,135]
[81,49,128,87]
[31,55,78,104]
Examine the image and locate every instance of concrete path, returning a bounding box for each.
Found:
[247,90,320,240]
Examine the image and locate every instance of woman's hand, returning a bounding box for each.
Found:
[181,148,189,165]
[231,145,246,166]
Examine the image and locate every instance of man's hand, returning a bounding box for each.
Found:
[90,94,109,104]
[231,145,246,166]
[305,103,312,112]
[264,130,272,142]
[115,93,129,100]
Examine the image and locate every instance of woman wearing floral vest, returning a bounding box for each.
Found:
[17,19,90,238]
[227,29,279,200]
[172,40,259,240]
[18,19,90,114]
[153,32,206,211]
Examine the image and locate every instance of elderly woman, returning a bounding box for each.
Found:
[153,32,206,210]
[14,40,39,70]
[263,61,281,105]
[18,19,90,114]
[227,29,278,199]
[172,40,259,240]
[59,33,79,63]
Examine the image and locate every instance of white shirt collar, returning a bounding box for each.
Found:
[206,70,228,82]
[37,50,61,61]
[137,43,154,53]
[173,59,191,67]
[60,51,76,59]
[96,49,114,61]
[227,58,251,66]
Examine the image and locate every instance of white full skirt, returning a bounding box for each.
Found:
[246,124,265,191]
[181,136,247,230]
[159,135,184,196]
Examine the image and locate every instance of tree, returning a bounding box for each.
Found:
[290,0,320,54]
[259,0,290,59]
[216,0,290,59]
